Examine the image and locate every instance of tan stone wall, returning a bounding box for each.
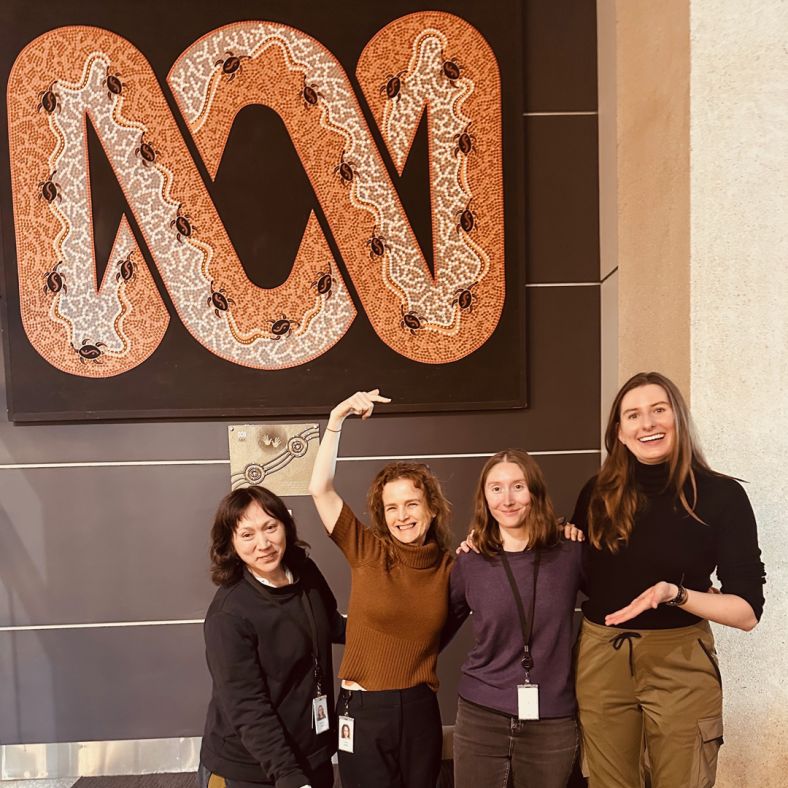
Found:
[689,1,788,784]
[599,0,788,782]
[597,0,691,397]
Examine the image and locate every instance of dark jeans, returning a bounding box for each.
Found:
[337,684,442,788]
[197,761,334,788]
[453,697,578,788]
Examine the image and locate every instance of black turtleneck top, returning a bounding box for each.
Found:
[572,462,766,629]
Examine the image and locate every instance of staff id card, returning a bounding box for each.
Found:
[338,715,354,753]
[517,683,539,720]
[312,695,329,734]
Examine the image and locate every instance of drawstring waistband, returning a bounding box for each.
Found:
[610,632,642,676]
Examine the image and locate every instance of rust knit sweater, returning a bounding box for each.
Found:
[330,502,453,692]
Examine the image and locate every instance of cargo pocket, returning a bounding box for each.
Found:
[693,715,724,788]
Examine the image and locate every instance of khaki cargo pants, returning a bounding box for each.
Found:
[575,617,724,788]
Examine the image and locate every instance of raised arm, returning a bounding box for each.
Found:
[308,389,391,533]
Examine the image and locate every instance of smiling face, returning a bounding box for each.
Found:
[382,477,434,546]
[231,501,288,582]
[484,461,532,537]
[617,383,676,464]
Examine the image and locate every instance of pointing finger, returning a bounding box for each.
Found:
[367,388,392,403]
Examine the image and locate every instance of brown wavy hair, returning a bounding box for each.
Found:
[210,486,309,586]
[469,449,559,557]
[366,462,452,565]
[588,371,719,552]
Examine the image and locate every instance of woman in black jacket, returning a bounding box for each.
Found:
[198,486,345,788]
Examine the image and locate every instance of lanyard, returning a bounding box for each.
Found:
[298,589,324,696]
[499,550,541,683]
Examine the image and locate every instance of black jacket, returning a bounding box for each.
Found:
[200,550,345,788]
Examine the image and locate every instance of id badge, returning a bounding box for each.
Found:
[517,683,539,720]
[338,714,354,753]
[313,694,329,734]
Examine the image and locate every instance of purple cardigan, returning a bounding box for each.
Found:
[445,540,584,718]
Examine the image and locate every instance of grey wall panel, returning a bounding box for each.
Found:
[0,466,224,626]
[0,452,598,628]
[0,625,208,745]
[0,455,598,744]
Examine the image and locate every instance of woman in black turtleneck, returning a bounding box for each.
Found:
[571,372,765,788]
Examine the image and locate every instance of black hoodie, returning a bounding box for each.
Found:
[200,549,345,787]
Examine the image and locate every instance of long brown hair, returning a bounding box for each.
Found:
[470,449,559,557]
[588,371,717,551]
[366,462,452,565]
[210,486,309,586]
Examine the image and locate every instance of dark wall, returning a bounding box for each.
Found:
[0,0,599,746]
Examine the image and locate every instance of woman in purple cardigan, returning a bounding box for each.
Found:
[444,449,584,788]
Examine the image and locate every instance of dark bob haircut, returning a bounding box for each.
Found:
[209,485,308,586]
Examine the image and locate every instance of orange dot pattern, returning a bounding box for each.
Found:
[7,15,504,375]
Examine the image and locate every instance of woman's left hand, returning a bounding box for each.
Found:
[604,581,677,626]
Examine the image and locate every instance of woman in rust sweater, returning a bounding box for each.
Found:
[309,388,454,788]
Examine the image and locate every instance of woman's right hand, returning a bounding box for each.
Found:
[310,389,390,532]
[328,389,391,429]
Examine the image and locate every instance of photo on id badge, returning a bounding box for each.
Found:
[313,695,329,735]
[338,715,354,752]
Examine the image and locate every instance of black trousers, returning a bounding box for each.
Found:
[337,684,442,788]
[197,760,334,788]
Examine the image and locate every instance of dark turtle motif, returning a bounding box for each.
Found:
[215,51,250,81]
[43,262,67,295]
[379,71,406,102]
[74,339,107,364]
[207,282,235,317]
[269,314,300,339]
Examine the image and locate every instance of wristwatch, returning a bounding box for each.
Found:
[665,584,688,607]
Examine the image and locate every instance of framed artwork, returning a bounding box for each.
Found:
[0,0,525,421]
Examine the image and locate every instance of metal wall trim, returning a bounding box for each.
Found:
[0,737,201,780]
[525,282,599,287]
[0,449,600,471]
[523,111,598,116]
[0,619,204,633]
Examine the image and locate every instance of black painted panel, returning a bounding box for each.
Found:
[524,0,598,113]
[0,285,600,463]
[526,116,600,283]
